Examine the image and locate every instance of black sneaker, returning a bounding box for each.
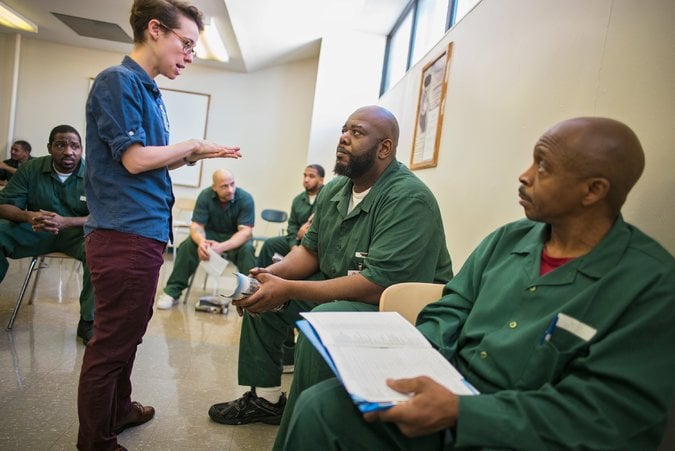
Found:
[208,388,286,425]
[76,318,93,345]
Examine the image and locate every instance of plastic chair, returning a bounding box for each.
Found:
[252,209,288,254]
[260,209,288,235]
[378,282,444,324]
[7,252,77,330]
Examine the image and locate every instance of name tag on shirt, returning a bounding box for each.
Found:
[557,313,597,342]
[348,251,368,275]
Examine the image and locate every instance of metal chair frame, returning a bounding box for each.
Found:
[6,252,76,330]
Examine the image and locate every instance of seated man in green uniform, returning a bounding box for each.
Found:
[281,117,675,451]
[257,163,324,268]
[0,140,33,186]
[208,105,453,428]
[156,168,256,309]
[0,125,94,344]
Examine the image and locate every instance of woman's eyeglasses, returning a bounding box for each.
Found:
[158,22,196,56]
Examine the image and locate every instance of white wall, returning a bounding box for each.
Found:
[306,30,386,178]
[381,0,675,266]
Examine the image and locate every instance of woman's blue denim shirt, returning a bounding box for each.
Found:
[84,56,174,243]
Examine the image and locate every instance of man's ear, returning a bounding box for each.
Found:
[581,177,610,206]
[378,139,393,159]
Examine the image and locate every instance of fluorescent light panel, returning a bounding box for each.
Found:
[0,1,37,33]
[196,21,229,63]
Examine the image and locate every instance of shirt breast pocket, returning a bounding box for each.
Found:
[515,329,588,390]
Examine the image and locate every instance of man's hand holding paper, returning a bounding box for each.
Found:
[364,376,459,437]
[199,247,229,277]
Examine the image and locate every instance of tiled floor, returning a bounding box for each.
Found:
[0,255,290,450]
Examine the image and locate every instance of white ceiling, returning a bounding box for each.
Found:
[1,0,408,72]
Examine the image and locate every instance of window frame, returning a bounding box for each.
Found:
[380,0,458,95]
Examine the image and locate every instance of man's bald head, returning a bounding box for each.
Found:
[546,117,645,213]
[213,168,233,184]
[350,105,400,150]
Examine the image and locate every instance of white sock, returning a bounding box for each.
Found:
[256,386,282,404]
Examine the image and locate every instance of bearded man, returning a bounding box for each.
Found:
[208,105,454,431]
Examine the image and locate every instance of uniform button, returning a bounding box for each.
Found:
[529,286,537,292]
[128,130,135,136]
[509,321,517,329]
[480,351,488,359]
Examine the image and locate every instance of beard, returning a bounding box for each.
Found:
[334,144,378,179]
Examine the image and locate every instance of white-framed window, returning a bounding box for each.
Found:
[381,0,480,94]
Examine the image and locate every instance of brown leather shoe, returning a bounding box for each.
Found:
[113,401,155,434]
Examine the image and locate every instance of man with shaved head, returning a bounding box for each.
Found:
[281,117,675,450]
[209,105,453,429]
[156,168,256,309]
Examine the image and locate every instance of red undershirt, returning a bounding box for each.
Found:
[540,248,575,275]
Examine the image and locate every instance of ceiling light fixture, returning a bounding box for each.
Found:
[196,19,229,63]
[0,1,37,33]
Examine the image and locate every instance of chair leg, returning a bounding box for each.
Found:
[7,256,40,330]
[28,256,47,305]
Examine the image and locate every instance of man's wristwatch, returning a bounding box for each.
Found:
[183,157,196,166]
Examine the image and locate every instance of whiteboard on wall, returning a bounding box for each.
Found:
[161,87,210,187]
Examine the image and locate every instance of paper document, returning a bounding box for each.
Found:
[199,247,229,277]
[298,311,478,413]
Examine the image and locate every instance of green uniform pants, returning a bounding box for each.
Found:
[164,233,257,299]
[257,235,292,268]
[0,220,94,321]
[272,300,378,450]
[283,378,446,451]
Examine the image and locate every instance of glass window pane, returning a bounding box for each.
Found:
[454,0,481,24]
[384,9,413,91]
[412,0,449,65]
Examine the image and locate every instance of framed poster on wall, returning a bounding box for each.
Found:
[410,42,453,170]
[161,87,211,187]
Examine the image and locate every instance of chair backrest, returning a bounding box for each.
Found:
[173,198,196,227]
[257,209,288,239]
[261,209,288,223]
[379,282,445,325]
[174,197,196,218]
[169,198,196,258]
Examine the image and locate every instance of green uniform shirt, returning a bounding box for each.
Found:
[0,157,33,181]
[302,160,453,287]
[191,186,255,242]
[417,216,675,450]
[284,189,320,248]
[0,155,88,217]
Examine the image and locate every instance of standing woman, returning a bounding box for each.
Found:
[77,1,240,449]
